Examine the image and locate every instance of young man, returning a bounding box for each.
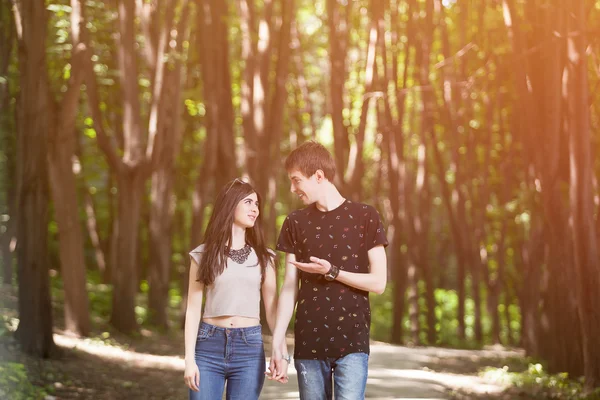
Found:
[269,141,388,399]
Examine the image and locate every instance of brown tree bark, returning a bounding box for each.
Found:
[343,0,378,201]
[381,0,419,345]
[290,21,317,141]
[326,0,350,188]
[489,214,507,344]
[12,0,55,357]
[503,0,585,376]
[74,143,107,278]
[78,0,185,333]
[236,0,294,243]
[46,0,90,337]
[435,0,468,342]
[1,0,16,285]
[148,0,190,329]
[518,220,544,354]
[566,0,600,389]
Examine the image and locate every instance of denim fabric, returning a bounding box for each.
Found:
[294,352,369,400]
[189,322,265,400]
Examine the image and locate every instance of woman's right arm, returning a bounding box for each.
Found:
[184,259,204,392]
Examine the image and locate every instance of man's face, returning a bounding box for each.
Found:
[288,169,320,205]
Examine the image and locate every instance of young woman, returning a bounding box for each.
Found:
[183,178,289,399]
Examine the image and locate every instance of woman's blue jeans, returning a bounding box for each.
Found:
[189,322,265,400]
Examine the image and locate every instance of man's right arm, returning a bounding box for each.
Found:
[270,253,299,378]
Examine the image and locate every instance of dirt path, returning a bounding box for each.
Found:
[1,329,524,399]
[263,343,523,400]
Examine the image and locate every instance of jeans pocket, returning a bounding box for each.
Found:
[197,328,210,341]
[243,331,263,347]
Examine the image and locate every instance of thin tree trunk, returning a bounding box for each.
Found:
[263,0,294,242]
[148,1,189,328]
[379,98,405,345]
[344,0,379,201]
[489,217,507,344]
[518,220,543,354]
[0,0,16,285]
[327,0,350,188]
[435,0,467,342]
[385,0,416,345]
[290,21,317,139]
[76,158,107,276]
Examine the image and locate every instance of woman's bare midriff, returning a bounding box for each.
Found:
[203,315,260,328]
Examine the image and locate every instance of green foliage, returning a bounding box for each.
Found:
[482,363,600,399]
[369,285,393,341]
[0,362,48,400]
[0,315,11,337]
[369,285,522,346]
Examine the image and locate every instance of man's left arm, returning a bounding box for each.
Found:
[290,244,387,294]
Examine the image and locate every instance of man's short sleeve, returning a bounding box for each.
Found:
[276,216,296,253]
[366,207,388,250]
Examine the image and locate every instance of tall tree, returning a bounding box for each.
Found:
[0,0,16,285]
[12,0,55,356]
[326,0,350,189]
[147,0,190,328]
[237,0,295,242]
[79,0,184,332]
[46,0,90,337]
[566,0,600,390]
[504,0,584,375]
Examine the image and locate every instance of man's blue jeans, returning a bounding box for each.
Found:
[294,352,369,400]
[190,322,265,400]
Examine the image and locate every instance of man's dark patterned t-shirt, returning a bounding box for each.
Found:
[276,199,388,360]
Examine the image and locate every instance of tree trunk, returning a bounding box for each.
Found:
[263,0,294,242]
[0,0,16,285]
[45,0,90,336]
[566,0,600,389]
[76,156,107,276]
[326,0,350,188]
[435,0,468,342]
[518,220,543,354]
[78,0,184,332]
[199,0,236,189]
[100,0,147,333]
[13,0,55,357]
[148,164,174,328]
[148,2,189,328]
[488,218,507,344]
[378,96,406,345]
[503,0,585,376]
[110,169,145,332]
[48,120,91,336]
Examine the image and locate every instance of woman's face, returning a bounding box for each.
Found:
[233,192,259,229]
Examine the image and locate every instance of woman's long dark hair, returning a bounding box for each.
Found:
[196,179,274,285]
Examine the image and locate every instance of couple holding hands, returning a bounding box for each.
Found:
[183,141,388,400]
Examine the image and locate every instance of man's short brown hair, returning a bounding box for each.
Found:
[285,141,336,181]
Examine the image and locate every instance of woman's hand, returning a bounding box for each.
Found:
[266,349,289,384]
[184,361,200,391]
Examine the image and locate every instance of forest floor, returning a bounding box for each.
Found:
[0,285,586,400]
[1,329,537,400]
